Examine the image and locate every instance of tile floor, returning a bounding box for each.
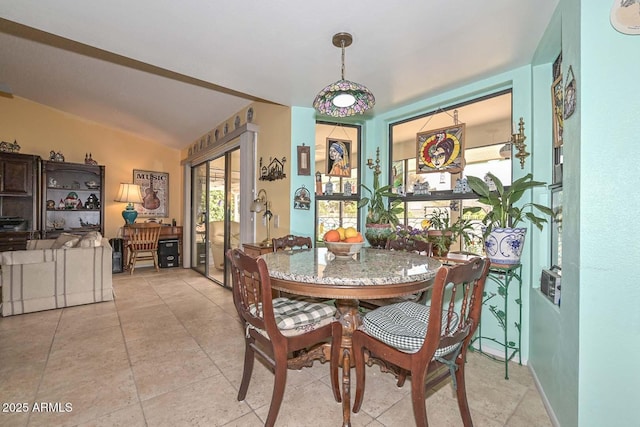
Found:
[0,267,553,427]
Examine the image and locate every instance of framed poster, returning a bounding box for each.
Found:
[551,76,564,148]
[416,124,465,174]
[133,169,169,218]
[326,138,351,177]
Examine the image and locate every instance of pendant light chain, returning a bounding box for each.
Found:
[341,40,346,80]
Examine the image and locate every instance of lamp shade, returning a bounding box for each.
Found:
[313,80,375,118]
[313,32,375,118]
[115,183,143,224]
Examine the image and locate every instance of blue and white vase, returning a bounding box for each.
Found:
[483,227,527,266]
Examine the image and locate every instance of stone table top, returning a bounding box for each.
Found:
[261,247,441,287]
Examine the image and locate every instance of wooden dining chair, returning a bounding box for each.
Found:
[359,237,434,309]
[272,234,313,252]
[226,248,342,427]
[352,256,490,427]
[126,222,162,274]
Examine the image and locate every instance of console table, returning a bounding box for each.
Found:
[121,225,183,270]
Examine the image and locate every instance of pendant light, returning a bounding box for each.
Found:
[313,32,375,117]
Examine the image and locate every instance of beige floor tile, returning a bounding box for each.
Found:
[131,347,221,400]
[142,376,252,427]
[75,403,146,427]
[506,388,553,427]
[29,369,138,427]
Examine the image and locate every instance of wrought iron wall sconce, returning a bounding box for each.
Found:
[366,147,382,177]
[250,189,273,247]
[512,117,529,169]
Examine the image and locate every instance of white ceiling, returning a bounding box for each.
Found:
[0,1,558,150]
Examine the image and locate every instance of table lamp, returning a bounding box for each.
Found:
[115,183,143,225]
[250,189,273,247]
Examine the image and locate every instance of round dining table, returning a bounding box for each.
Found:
[261,247,441,427]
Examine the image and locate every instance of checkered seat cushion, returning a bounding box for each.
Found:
[250,297,337,337]
[362,301,459,355]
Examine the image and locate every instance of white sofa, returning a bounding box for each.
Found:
[0,236,113,316]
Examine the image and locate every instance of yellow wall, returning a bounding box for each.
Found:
[183,102,293,243]
[0,96,183,239]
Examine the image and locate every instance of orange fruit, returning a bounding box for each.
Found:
[344,236,361,243]
[323,229,341,242]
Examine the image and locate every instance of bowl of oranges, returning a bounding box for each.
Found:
[323,226,364,259]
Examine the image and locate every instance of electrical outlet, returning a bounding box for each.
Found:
[274,215,279,228]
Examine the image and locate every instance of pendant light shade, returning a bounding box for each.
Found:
[313,32,375,117]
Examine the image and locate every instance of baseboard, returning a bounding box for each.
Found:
[529,365,561,427]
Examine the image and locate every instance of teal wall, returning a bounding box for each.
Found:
[529,3,578,426]
[577,1,640,426]
[290,106,317,237]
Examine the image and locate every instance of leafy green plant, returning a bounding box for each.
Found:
[425,208,480,254]
[466,173,554,235]
[357,175,403,226]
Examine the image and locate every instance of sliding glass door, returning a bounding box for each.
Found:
[191,148,241,288]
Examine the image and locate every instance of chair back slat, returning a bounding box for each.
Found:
[128,223,162,250]
[385,237,432,255]
[423,257,489,356]
[272,234,312,252]
[227,248,278,337]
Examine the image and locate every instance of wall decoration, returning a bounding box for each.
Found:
[259,156,287,181]
[133,169,169,217]
[552,52,562,80]
[297,144,311,175]
[563,66,577,120]
[416,124,465,174]
[551,76,564,148]
[293,185,311,210]
[611,0,640,35]
[326,138,351,177]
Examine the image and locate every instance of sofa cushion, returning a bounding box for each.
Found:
[51,233,81,249]
[78,231,103,248]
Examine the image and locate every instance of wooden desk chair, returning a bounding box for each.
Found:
[360,237,433,309]
[226,248,342,427]
[272,234,312,252]
[352,257,490,427]
[126,223,162,274]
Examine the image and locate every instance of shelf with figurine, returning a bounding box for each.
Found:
[41,160,105,239]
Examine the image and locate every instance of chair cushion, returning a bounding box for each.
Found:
[362,301,459,356]
[249,297,336,337]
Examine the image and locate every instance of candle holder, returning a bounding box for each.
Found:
[366,147,382,177]
[512,117,529,169]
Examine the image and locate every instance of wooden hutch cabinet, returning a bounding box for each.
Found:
[41,161,105,239]
[0,152,41,251]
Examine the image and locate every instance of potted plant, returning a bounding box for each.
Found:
[357,174,404,247]
[425,208,480,257]
[467,172,554,265]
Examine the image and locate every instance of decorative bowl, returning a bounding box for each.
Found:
[324,241,364,259]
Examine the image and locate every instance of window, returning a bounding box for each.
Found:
[314,121,361,242]
[389,91,513,254]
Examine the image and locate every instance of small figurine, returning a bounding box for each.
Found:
[58,199,65,210]
[343,181,352,196]
[84,153,98,165]
[325,179,334,195]
[49,177,57,187]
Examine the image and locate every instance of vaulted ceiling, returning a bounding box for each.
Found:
[0,1,558,150]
